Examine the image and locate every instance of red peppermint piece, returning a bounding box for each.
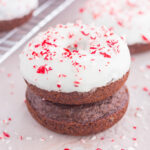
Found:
[143,87,149,92]
[7,73,12,77]
[100,52,111,58]
[132,137,137,141]
[74,44,78,48]
[28,43,32,47]
[68,33,74,39]
[100,137,104,140]
[81,31,89,36]
[34,44,40,48]
[37,66,46,74]
[90,36,96,40]
[64,149,70,150]
[20,136,23,140]
[42,40,57,47]
[32,51,38,57]
[79,8,85,13]
[133,126,137,129]
[106,40,118,47]
[74,81,80,84]
[3,132,10,138]
[146,65,150,69]
[8,117,12,121]
[117,21,123,27]
[91,50,96,54]
[90,47,97,49]
[57,84,61,88]
[64,48,72,57]
[142,35,149,42]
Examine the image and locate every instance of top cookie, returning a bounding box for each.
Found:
[80,0,150,46]
[0,0,38,21]
[20,23,130,98]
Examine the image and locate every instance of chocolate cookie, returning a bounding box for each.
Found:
[0,12,33,32]
[128,43,150,54]
[26,71,129,105]
[26,86,129,136]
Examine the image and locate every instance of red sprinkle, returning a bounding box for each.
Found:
[74,44,78,48]
[90,36,96,40]
[143,87,149,92]
[100,137,104,140]
[64,48,72,57]
[57,84,61,88]
[68,33,74,39]
[64,149,70,150]
[133,126,137,129]
[81,31,89,36]
[146,65,150,69]
[132,137,137,141]
[91,50,96,54]
[100,52,111,58]
[90,47,97,49]
[3,132,10,138]
[142,35,149,42]
[117,21,123,26]
[8,118,12,121]
[7,73,12,77]
[34,44,40,48]
[37,66,46,74]
[79,8,85,13]
[74,81,80,84]
[20,136,23,140]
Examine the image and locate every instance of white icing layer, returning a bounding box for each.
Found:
[0,0,38,20]
[80,0,150,45]
[20,23,130,93]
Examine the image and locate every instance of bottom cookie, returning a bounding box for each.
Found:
[0,12,33,32]
[26,86,129,136]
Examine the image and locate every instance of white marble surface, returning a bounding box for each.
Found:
[0,0,150,150]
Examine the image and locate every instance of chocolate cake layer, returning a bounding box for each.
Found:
[129,43,150,54]
[0,11,33,32]
[26,71,129,105]
[26,86,129,136]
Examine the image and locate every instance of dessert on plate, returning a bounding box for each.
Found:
[79,0,150,54]
[0,0,38,32]
[20,23,131,135]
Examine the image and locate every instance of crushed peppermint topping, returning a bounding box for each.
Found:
[20,23,130,92]
[3,132,10,138]
[141,35,149,42]
[81,0,150,45]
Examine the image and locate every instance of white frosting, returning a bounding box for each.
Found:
[80,0,150,45]
[20,23,130,93]
[0,0,38,20]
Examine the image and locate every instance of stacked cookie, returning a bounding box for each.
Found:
[0,0,38,32]
[80,0,150,54]
[20,23,131,135]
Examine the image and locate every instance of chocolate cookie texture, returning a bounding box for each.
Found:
[26,86,129,136]
[80,0,150,53]
[0,12,33,32]
[129,43,150,54]
[26,71,129,105]
[0,0,38,32]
